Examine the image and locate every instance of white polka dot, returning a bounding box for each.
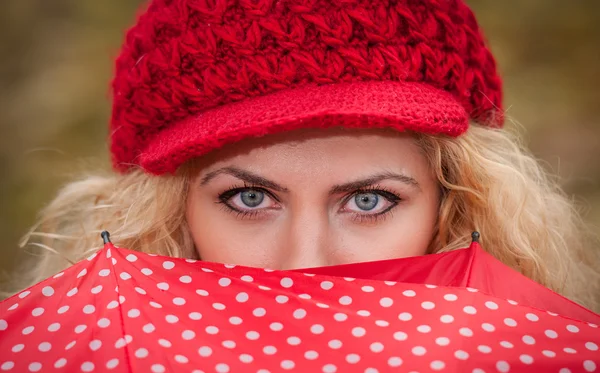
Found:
[375,320,389,327]
[28,363,42,372]
[141,268,152,275]
[393,331,408,341]
[12,344,24,352]
[158,339,172,348]
[352,327,366,337]
[98,269,110,277]
[500,341,514,348]
[143,323,155,333]
[246,331,260,340]
[65,341,76,350]
[157,282,169,291]
[22,326,34,335]
[206,326,219,334]
[119,272,131,280]
[364,369,379,373]
[106,301,118,309]
[222,340,236,349]
[395,312,411,321]
[412,346,426,356]
[276,295,289,304]
[473,369,485,373]
[589,323,598,328]
[482,323,495,332]
[316,302,330,309]
[484,301,498,310]
[239,354,253,363]
[189,312,202,320]
[83,305,95,314]
[38,342,51,352]
[357,310,371,317]
[370,342,384,353]
[440,314,454,323]
[173,297,186,306]
[229,316,243,325]
[443,293,457,301]
[545,329,558,339]
[293,309,307,319]
[198,346,212,357]
[135,348,149,358]
[504,318,517,327]
[436,337,450,346]
[567,324,580,333]
[287,336,301,345]
[524,313,539,321]
[547,311,557,316]
[322,363,337,372]
[166,315,179,323]
[162,261,175,270]
[403,290,416,297]
[421,301,435,310]
[564,347,577,354]
[463,306,477,315]
[379,297,393,307]
[431,361,445,370]
[269,322,283,332]
[196,289,209,296]
[333,313,347,322]
[90,340,103,352]
[238,275,253,282]
[454,350,469,360]
[477,345,492,353]
[253,307,266,316]
[328,340,343,349]
[91,285,103,294]
[151,364,165,373]
[57,306,70,314]
[77,269,88,278]
[81,362,94,372]
[262,345,276,355]
[106,359,119,369]
[542,350,556,358]
[522,335,536,345]
[280,277,293,288]
[42,286,54,297]
[320,281,334,290]
[520,355,534,364]
[339,296,352,305]
[584,361,597,372]
[31,307,44,317]
[459,327,473,337]
[200,267,213,273]
[346,354,360,364]
[66,288,78,297]
[54,358,67,368]
[305,351,319,359]
[125,309,139,318]
[361,285,375,292]
[182,330,196,340]
[496,361,510,372]
[217,277,232,287]
[388,357,402,367]
[115,338,127,348]
[173,355,188,364]
[586,342,599,351]
[7,304,17,311]
[279,360,295,370]
[559,369,571,373]
[1,362,15,371]
[309,324,324,334]
[417,325,431,333]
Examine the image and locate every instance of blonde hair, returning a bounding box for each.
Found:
[10,125,600,310]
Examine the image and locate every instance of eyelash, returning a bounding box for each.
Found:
[216,183,402,223]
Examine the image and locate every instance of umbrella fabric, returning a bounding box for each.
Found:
[0,242,598,373]
[295,242,600,325]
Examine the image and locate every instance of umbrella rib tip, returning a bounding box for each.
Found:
[101,231,111,244]
[471,231,480,243]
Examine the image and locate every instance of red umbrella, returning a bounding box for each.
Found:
[1,232,598,373]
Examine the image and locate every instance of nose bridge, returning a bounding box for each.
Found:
[279,201,329,270]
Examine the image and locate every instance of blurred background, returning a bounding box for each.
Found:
[1,0,599,288]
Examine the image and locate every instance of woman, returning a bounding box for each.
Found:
[17,0,600,311]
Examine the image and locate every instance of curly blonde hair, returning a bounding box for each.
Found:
[10,125,600,311]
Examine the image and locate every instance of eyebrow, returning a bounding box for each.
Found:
[200,167,420,194]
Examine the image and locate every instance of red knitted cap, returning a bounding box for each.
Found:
[110,0,503,175]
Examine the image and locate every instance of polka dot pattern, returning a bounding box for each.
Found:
[0,243,598,373]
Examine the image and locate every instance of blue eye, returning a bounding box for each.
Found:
[354,193,379,211]
[240,190,264,207]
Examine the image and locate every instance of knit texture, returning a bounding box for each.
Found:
[110,0,503,174]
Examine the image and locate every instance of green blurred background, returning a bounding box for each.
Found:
[1,1,599,287]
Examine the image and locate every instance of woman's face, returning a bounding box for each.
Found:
[186,128,440,269]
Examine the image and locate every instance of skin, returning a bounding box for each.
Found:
[186,128,440,270]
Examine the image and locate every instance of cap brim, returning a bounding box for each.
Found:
[140,80,468,175]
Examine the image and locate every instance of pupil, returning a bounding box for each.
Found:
[241,190,264,207]
[355,193,378,211]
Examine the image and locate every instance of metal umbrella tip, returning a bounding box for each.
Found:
[101,231,111,244]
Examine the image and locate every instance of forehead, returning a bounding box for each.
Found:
[195,128,430,176]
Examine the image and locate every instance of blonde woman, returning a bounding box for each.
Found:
[14,0,600,312]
